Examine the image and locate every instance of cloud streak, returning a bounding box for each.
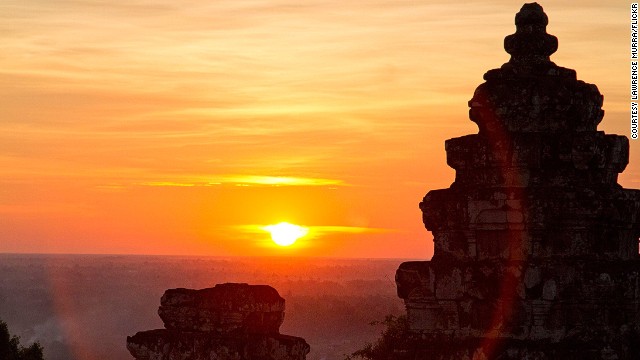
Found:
[139,175,344,187]
[235,224,391,237]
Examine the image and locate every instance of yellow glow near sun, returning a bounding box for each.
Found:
[263,222,308,246]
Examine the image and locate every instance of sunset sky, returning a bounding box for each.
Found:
[1,0,638,258]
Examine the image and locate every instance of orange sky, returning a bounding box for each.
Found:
[1,0,638,258]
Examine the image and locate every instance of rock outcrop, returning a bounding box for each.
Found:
[127,283,309,360]
[396,3,640,359]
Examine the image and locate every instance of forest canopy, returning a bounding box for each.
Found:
[0,319,44,360]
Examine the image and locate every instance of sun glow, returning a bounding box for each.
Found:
[264,222,308,247]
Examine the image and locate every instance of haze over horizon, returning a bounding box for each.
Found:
[1,0,637,258]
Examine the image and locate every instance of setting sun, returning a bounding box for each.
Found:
[263,222,309,247]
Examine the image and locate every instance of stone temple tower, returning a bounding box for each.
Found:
[395,3,640,359]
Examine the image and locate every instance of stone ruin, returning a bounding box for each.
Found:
[395,3,640,360]
[127,283,309,360]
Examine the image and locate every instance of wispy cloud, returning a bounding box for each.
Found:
[139,175,344,187]
[235,224,392,236]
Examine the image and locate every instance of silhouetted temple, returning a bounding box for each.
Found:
[396,3,640,359]
[127,283,309,360]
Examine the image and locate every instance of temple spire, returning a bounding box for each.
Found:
[504,3,558,66]
[396,3,640,359]
[470,3,603,134]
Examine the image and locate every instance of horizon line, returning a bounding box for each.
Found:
[0,251,426,262]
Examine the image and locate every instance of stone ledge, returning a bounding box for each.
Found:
[158,283,285,334]
[127,329,310,360]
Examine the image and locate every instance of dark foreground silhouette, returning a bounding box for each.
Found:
[0,319,44,360]
[127,283,310,360]
[394,3,640,360]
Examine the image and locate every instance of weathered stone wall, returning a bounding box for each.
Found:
[158,285,285,334]
[396,3,640,359]
[127,283,309,360]
[398,260,640,336]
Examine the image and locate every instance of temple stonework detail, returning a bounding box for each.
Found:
[127,283,309,360]
[396,3,640,359]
